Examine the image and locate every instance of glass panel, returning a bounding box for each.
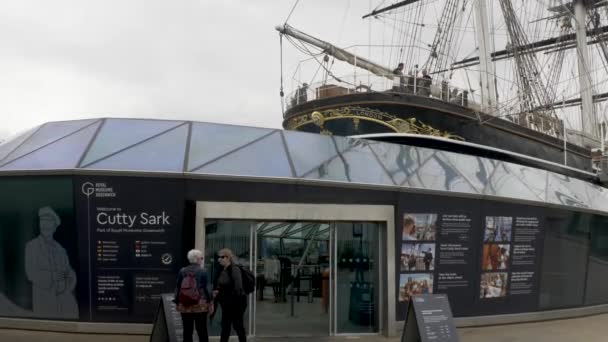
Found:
[484,162,547,202]
[188,123,274,171]
[283,131,340,177]
[335,222,379,334]
[302,155,349,182]
[204,220,252,337]
[81,118,184,166]
[255,221,330,337]
[439,151,494,193]
[0,125,39,163]
[539,210,590,309]
[368,142,410,185]
[84,124,188,172]
[587,183,608,212]
[2,119,98,165]
[592,187,608,212]
[546,173,591,209]
[0,122,100,170]
[395,145,441,187]
[194,132,292,178]
[585,215,608,305]
[332,138,395,185]
[405,152,478,194]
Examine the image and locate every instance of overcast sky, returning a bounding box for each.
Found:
[0,0,385,139]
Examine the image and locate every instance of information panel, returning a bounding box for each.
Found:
[397,208,478,319]
[75,176,184,322]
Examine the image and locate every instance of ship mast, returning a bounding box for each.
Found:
[574,0,600,138]
[473,0,498,113]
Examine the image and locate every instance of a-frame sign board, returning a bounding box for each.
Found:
[401,294,459,342]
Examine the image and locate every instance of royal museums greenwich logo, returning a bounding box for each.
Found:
[81,182,117,198]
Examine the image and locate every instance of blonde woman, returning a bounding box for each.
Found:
[213,248,247,342]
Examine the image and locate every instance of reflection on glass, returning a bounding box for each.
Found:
[439,151,487,193]
[204,220,252,337]
[485,162,545,201]
[539,211,589,309]
[546,173,589,209]
[284,131,340,177]
[368,142,409,185]
[405,152,478,193]
[334,140,395,185]
[335,222,379,334]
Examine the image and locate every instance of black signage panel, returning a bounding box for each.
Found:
[75,176,185,322]
[472,202,546,315]
[397,194,479,320]
[401,294,459,342]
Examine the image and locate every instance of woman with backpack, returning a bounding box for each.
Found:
[214,248,248,342]
[174,249,211,342]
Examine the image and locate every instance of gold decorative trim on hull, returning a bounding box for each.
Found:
[285,106,463,140]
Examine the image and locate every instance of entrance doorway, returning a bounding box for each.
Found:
[202,219,381,337]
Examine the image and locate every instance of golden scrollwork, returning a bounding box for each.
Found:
[285,106,463,140]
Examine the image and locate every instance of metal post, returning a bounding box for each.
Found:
[354,53,358,92]
[564,123,568,165]
[414,65,418,94]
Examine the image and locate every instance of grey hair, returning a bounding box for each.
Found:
[187,249,203,263]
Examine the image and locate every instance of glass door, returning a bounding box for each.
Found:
[333,222,380,335]
[253,221,331,337]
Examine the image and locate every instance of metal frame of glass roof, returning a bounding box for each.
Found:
[0,118,606,213]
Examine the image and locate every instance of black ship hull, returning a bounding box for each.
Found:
[283,92,593,172]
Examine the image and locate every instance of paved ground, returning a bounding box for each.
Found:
[3,313,608,341]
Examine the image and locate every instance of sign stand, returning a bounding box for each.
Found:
[149,293,181,342]
[401,294,459,342]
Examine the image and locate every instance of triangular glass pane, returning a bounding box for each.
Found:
[405,153,478,194]
[331,136,395,185]
[2,119,98,165]
[283,131,339,177]
[194,131,292,178]
[438,150,492,193]
[81,118,184,166]
[546,172,591,209]
[484,162,547,202]
[369,142,410,185]
[0,121,100,170]
[188,122,274,171]
[84,124,188,172]
[302,153,348,182]
[0,125,40,163]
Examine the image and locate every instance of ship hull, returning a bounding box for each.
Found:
[283,92,593,172]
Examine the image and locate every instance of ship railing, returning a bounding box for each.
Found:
[284,73,483,115]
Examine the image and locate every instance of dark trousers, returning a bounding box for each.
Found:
[220,297,247,342]
[181,312,208,342]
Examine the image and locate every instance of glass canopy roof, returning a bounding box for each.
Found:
[0,118,605,213]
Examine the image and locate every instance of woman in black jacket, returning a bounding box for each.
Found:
[214,248,247,342]
[174,249,212,342]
